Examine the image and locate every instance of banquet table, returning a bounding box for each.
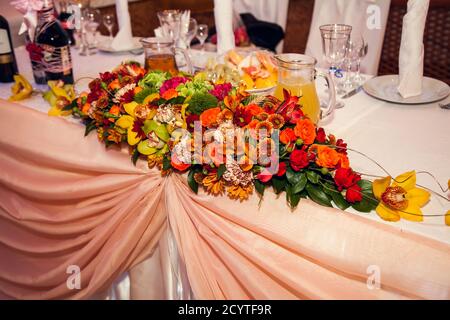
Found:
[0,45,449,300]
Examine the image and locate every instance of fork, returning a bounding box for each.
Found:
[439,102,450,109]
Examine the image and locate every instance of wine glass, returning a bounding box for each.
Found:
[71,0,91,49]
[83,8,101,51]
[157,10,182,43]
[182,18,198,50]
[354,42,368,85]
[320,24,352,96]
[103,14,115,39]
[196,24,208,50]
[343,33,365,90]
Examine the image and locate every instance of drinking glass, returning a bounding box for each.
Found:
[182,18,198,50]
[102,14,115,39]
[319,24,352,95]
[196,24,208,50]
[71,0,91,49]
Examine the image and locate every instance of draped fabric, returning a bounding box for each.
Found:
[0,100,449,299]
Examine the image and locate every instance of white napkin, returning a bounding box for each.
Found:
[178,10,191,48]
[213,0,235,54]
[397,0,430,98]
[111,0,135,51]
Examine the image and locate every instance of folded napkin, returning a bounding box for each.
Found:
[397,0,430,98]
[111,0,135,51]
[214,0,235,54]
[178,10,191,48]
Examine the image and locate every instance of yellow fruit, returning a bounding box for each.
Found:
[241,73,254,89]
[254,77,273,89]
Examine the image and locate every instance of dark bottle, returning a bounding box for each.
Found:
[0,15,19,83]
[35,0,74,84]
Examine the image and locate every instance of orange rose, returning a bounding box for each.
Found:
[280,127,296,144]
[108,105,120,122]
[337,153,350,169]
[315,145,340,168]
[294,118,316,145]
[161,88,178,100]
[245,104,264,116]
[108,79,120,90]
[200,107,221,127]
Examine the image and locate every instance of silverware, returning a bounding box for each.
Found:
[341,85,363,99]
[439,102,450,109]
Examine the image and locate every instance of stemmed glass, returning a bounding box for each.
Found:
[102,14,115,39]
[71,0,90,49]
[320,24,352,95]
[196,24,209,50]
[83,8,101,51]
[157,10,182,43]
[353,41,368,85]
[182,18,198,50]
[343,33,365,90]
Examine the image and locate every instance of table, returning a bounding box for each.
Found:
[0,45,449,300]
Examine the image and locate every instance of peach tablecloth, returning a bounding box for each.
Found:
[0,99,449,299]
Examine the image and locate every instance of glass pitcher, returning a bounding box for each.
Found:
[273,54,336,124]
[140,37,193,75]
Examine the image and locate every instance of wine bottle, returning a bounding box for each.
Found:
[35,0,74,84]
[0,15,19,83]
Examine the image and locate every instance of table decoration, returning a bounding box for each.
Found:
[54,61,449,225]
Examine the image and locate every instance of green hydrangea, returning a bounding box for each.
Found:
[138,71,169,91]
[188,92,218,115]
[177,79,213,97]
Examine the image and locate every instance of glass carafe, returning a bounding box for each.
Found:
[140,37,193,75]
[273,54,336,124]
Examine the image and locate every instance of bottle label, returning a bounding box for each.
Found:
[41,43,73,75]
[0,29,12,55]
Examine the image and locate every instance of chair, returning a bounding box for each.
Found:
[378,0,450,84]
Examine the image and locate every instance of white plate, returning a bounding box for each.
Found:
[363,75,450,104]
[98,37,143,53]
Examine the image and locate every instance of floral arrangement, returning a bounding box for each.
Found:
[60,61,448,224]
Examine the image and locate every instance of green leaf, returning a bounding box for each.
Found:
[306,170,320,184]
[330,191,350,210]
[84,121,97,137]
[134,88,155,103]
[351,198,374,212]
[305,183,332,207]
[62,99,77,111]
[358,179,373,191]
[272,177,286,194]
[292,173,307,194]
[286,184,301,208]
[131,148,140,165]
[322,182,338,196]
[254,179,266,196]
[217,164,226,179]
[286,168,302,185]
[187,169,199,194]
[162,156,171,171]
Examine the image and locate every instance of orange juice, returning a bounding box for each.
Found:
[274,81,321,124]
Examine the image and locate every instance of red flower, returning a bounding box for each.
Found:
[346,183,362,203]
[100,71,117,83]
[233,105,253,127]
[132,119,146,139]
[334,168,361,191]
[277,162,287,176]
[316,127,326,143]
[289,109,304,124]
[186,114,200,132]
[120,89,135,103]
[209,83,232,101]
[26,42,43,62]
[336,138,348,155]
[257,169,273,183]
[277,89,300,121]
[160,77,188,95]
[289,149,309,171]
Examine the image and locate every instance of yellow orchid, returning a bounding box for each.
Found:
[44,81,76,116]
[445,211,450,226]
[373,171,430,222]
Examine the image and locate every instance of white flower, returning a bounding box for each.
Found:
[222,160,253,187]
[154,105,176,125]
[113,83,136,103]
[172,134,192,164]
